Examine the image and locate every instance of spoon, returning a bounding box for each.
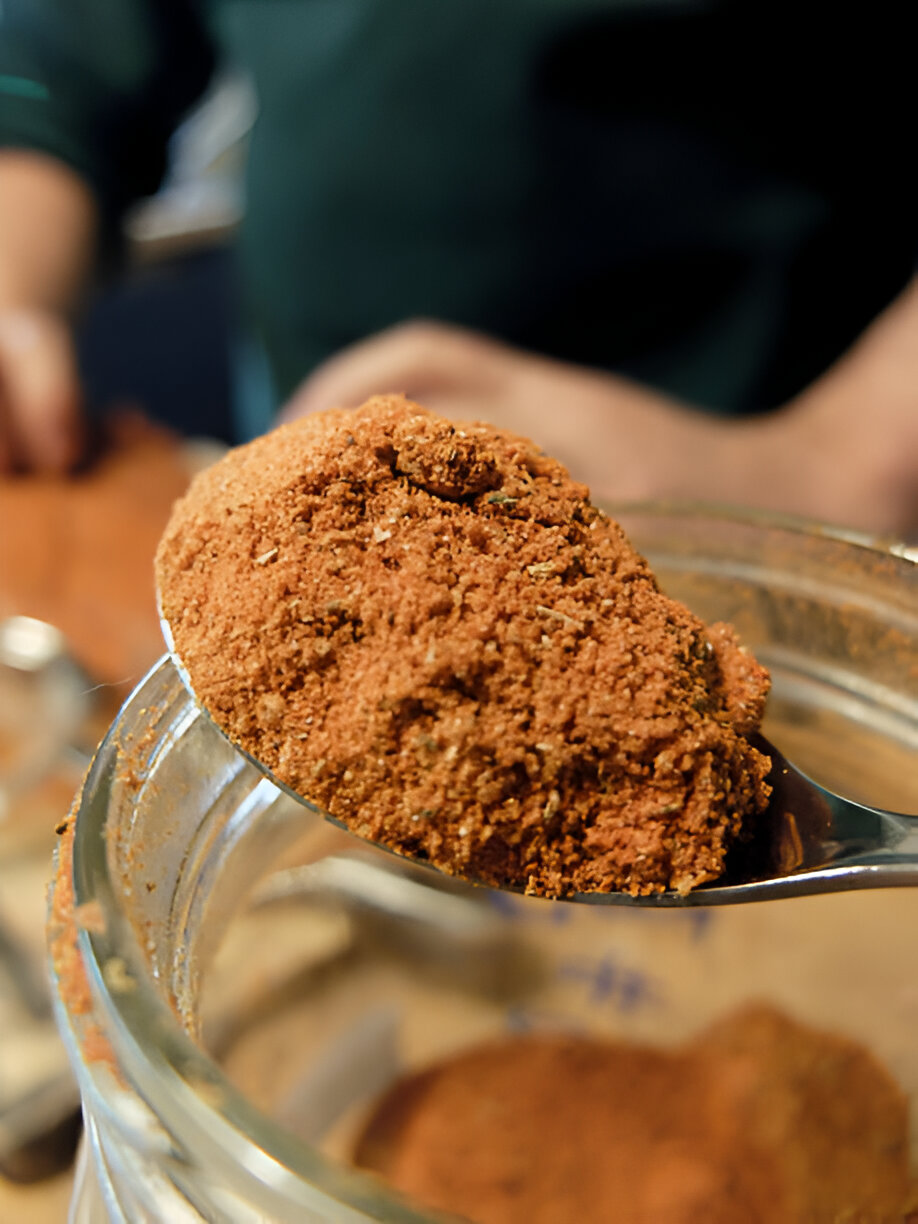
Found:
[583,735,918,906]
[160,620,917,907]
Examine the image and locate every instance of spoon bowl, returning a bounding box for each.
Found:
[158,496,918,908]
[577,736,918,905]
[162,612,918,906]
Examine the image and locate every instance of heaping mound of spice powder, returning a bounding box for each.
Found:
[155,395,771,897]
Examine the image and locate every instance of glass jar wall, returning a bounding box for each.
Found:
[49,508,918,1222]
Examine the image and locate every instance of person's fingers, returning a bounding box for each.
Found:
[282,320,504,421]
[0,311,84,472]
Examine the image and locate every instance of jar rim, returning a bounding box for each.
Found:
[54,658,436,1222]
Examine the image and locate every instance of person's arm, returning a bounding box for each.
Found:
[284,280,918,540]
[743,275,918,539]
[0,0,216,470]
[0,150,98,469]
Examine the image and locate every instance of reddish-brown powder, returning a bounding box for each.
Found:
[354,1006,912,1224]
[156,396,771,897]
[0,411,191,695]
[47,796,118,1074]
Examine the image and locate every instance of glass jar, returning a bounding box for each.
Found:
[49,507,918,1222]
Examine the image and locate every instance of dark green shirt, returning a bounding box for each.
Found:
[3,1,916,417]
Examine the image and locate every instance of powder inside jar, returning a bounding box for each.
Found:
[156,395,771,897]
[352,1005,913,1224]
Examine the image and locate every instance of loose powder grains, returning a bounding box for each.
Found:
[156,395,771,897]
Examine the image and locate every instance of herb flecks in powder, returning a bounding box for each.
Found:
[156,396,771,898]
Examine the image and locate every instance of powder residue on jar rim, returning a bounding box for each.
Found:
[47,794,118,1074]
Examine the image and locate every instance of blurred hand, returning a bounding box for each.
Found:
[0,307,85,472]
[282,320,725,505]
[286,320,538,427]
[284,316,918,539]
